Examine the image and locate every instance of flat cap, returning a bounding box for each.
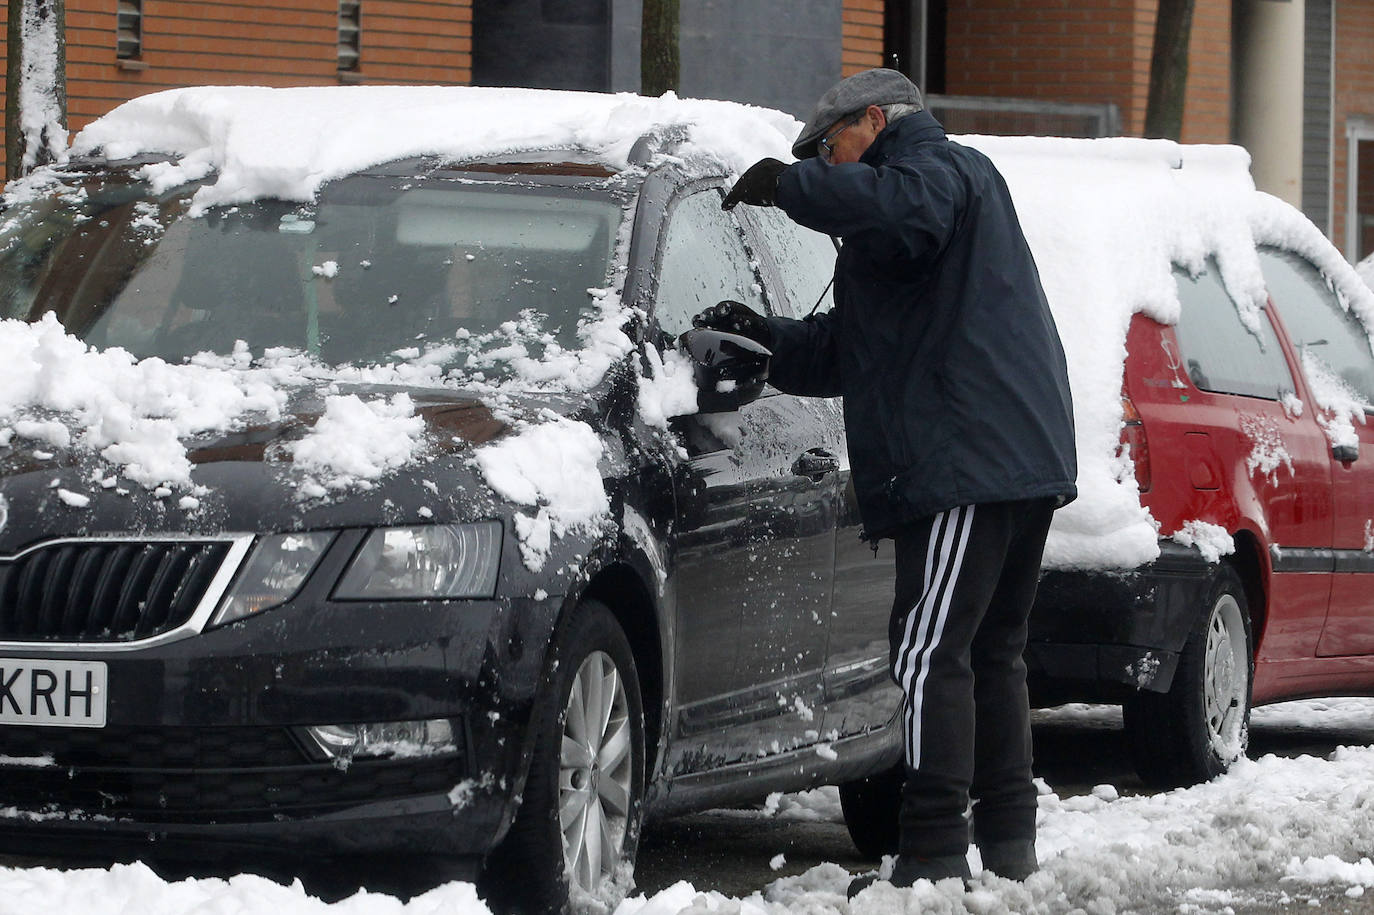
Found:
[792,68,924,159]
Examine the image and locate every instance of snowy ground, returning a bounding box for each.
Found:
[0,699,1371,914]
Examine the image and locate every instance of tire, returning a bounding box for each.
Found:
[838,765,903,860]
[481,600,645,915]
[1123,562,1253,788]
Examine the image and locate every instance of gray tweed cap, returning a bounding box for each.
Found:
[792,68,924,159]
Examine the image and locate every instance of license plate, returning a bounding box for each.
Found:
[0,659,107,728]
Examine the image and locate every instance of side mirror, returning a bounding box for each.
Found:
[677,328,771,413]
[1333,442,1360,463]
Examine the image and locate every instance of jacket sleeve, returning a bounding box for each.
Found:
[777,157,964,267]
[764,312,842,398]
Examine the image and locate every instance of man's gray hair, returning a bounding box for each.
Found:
[880,102,923,124]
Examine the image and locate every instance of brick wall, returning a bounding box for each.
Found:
[1333,0,1374,257]
[1,0,472,171]
[941,0,1227,140]
[944,0,1143,128]
[842,0,885,76]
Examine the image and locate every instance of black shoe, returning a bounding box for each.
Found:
[846,854,972,898]
[979,839,1038,881]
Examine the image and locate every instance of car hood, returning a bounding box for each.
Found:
[0,383,599,552]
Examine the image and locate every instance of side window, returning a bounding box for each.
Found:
[750,207,838,316]
[1172,259,1294,400]
[1260,247,1374,409]
[653,189,768,338]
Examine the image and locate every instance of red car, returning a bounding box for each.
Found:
[1028,239,1374,787]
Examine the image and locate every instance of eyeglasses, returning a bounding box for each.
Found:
[818,112,865,162]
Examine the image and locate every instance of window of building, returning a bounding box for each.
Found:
[1347,119,1374,263]
[338,1,361,72]
[1171,259,1294,400]
[116,0,142,59]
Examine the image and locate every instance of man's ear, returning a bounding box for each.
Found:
[867,104,888,131]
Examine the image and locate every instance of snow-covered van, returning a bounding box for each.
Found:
[0,86,1371,910]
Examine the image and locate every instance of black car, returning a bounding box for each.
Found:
[0,145,904,910]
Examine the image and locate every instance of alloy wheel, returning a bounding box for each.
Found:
[559,649,633,893]
[1202,592,1248,760]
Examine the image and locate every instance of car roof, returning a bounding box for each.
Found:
[61,85,799,214]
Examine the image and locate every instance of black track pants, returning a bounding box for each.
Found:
[887,498,1056,858]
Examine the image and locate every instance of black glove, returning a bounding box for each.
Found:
[722,158,787,210]
[690,300,773,346]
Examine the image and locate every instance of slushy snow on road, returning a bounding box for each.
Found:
[0,699,1370,913]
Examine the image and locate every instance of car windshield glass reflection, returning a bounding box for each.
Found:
[0,174,623,376]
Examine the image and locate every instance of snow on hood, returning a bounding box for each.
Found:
[66,85,802,214]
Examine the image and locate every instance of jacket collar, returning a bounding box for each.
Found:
[860,109,948,166]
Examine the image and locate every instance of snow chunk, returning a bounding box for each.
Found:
[1240,413,1294,483]
[637,345,698,429]
[1286,855,1374,888]
[136,155,214,195]
[473,414,608,571]
[1302,348,1370,452]
[55,488,90,508]
[761,786,843,823]
[1171,519,1236,563]
[289,393,427,493]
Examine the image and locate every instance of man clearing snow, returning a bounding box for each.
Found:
[694,68,1077,893]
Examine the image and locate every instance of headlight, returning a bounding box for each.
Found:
[334,522,501,600]
[211,531,336,627]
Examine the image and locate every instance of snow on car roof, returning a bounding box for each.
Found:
[65,85,802,214]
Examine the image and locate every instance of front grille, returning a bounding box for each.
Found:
[0,540,233,642]
[0,725,468,823]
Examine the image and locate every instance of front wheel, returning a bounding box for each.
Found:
[482,600,645,914]
[1124,563,1253,788]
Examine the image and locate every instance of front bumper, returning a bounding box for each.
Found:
[0,591,560,864]
[1027,542,1212,703]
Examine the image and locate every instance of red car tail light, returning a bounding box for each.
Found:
[1120,394,1152,492]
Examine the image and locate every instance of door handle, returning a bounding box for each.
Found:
[792,448,840,481]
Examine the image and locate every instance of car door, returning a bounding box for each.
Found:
[650,185,841,773]
[1260,248,1374,656]
[744,206,902,741]
[1164,258,1335,671]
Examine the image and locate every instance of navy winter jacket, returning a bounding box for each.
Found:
[766,110,1078,538]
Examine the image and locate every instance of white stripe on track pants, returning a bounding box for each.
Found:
[886,497,1056,858]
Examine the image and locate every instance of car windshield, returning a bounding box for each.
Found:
[0,169,625,374]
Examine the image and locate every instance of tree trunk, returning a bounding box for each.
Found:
[1144,0,1194,140]
[640,0,679,97]
[6,0,68,181]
